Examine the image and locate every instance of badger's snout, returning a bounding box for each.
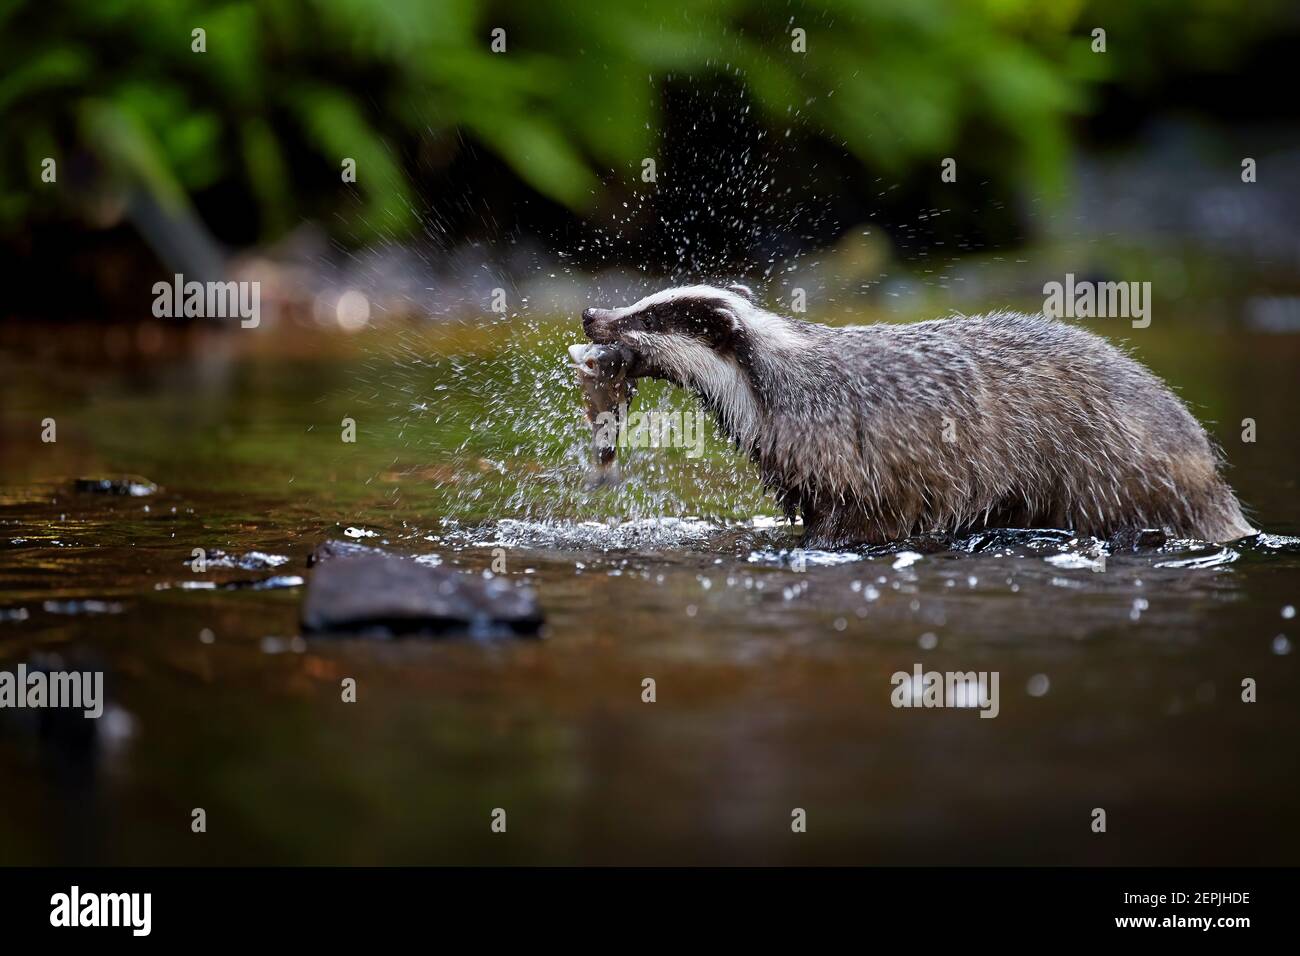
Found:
[582,307,619,343]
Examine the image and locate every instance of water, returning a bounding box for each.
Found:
[1,310,1298,864]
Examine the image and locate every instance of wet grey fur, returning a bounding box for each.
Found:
[582,286,1254,548]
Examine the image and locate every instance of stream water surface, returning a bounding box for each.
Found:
[1,310,1297,864]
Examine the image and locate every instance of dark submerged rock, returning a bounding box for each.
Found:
[73,477,157,497]
[307,538,389,567]
[301,553,543,637]
[224,575,304,591]
[185,549,291,570]
[41,599,125,616]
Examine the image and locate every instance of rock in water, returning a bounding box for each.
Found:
[300,553,543,637]
[307,538,388,566]
[74,476,157,496]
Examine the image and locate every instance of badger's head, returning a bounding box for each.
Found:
[582,283,806,442]
[582,283,760,351]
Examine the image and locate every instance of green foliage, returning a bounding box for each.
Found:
[0,0,1283,244]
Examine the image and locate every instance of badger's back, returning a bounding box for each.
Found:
[755,312,1251,546]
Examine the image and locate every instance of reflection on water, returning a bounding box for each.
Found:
[0,311,1298,865]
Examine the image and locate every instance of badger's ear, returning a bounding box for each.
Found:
[714,304,744,335]
[726,282,758,304]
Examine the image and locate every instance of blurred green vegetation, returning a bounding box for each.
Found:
[0,0,1285,244]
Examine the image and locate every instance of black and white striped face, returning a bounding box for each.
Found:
[581,284,755,353]
[580,284,794,444]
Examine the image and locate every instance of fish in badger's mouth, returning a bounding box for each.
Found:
[575,283,1255,549]
[580,283,774,449]
[566,342,640,488]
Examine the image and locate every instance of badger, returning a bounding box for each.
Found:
[581,284,1254,548]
